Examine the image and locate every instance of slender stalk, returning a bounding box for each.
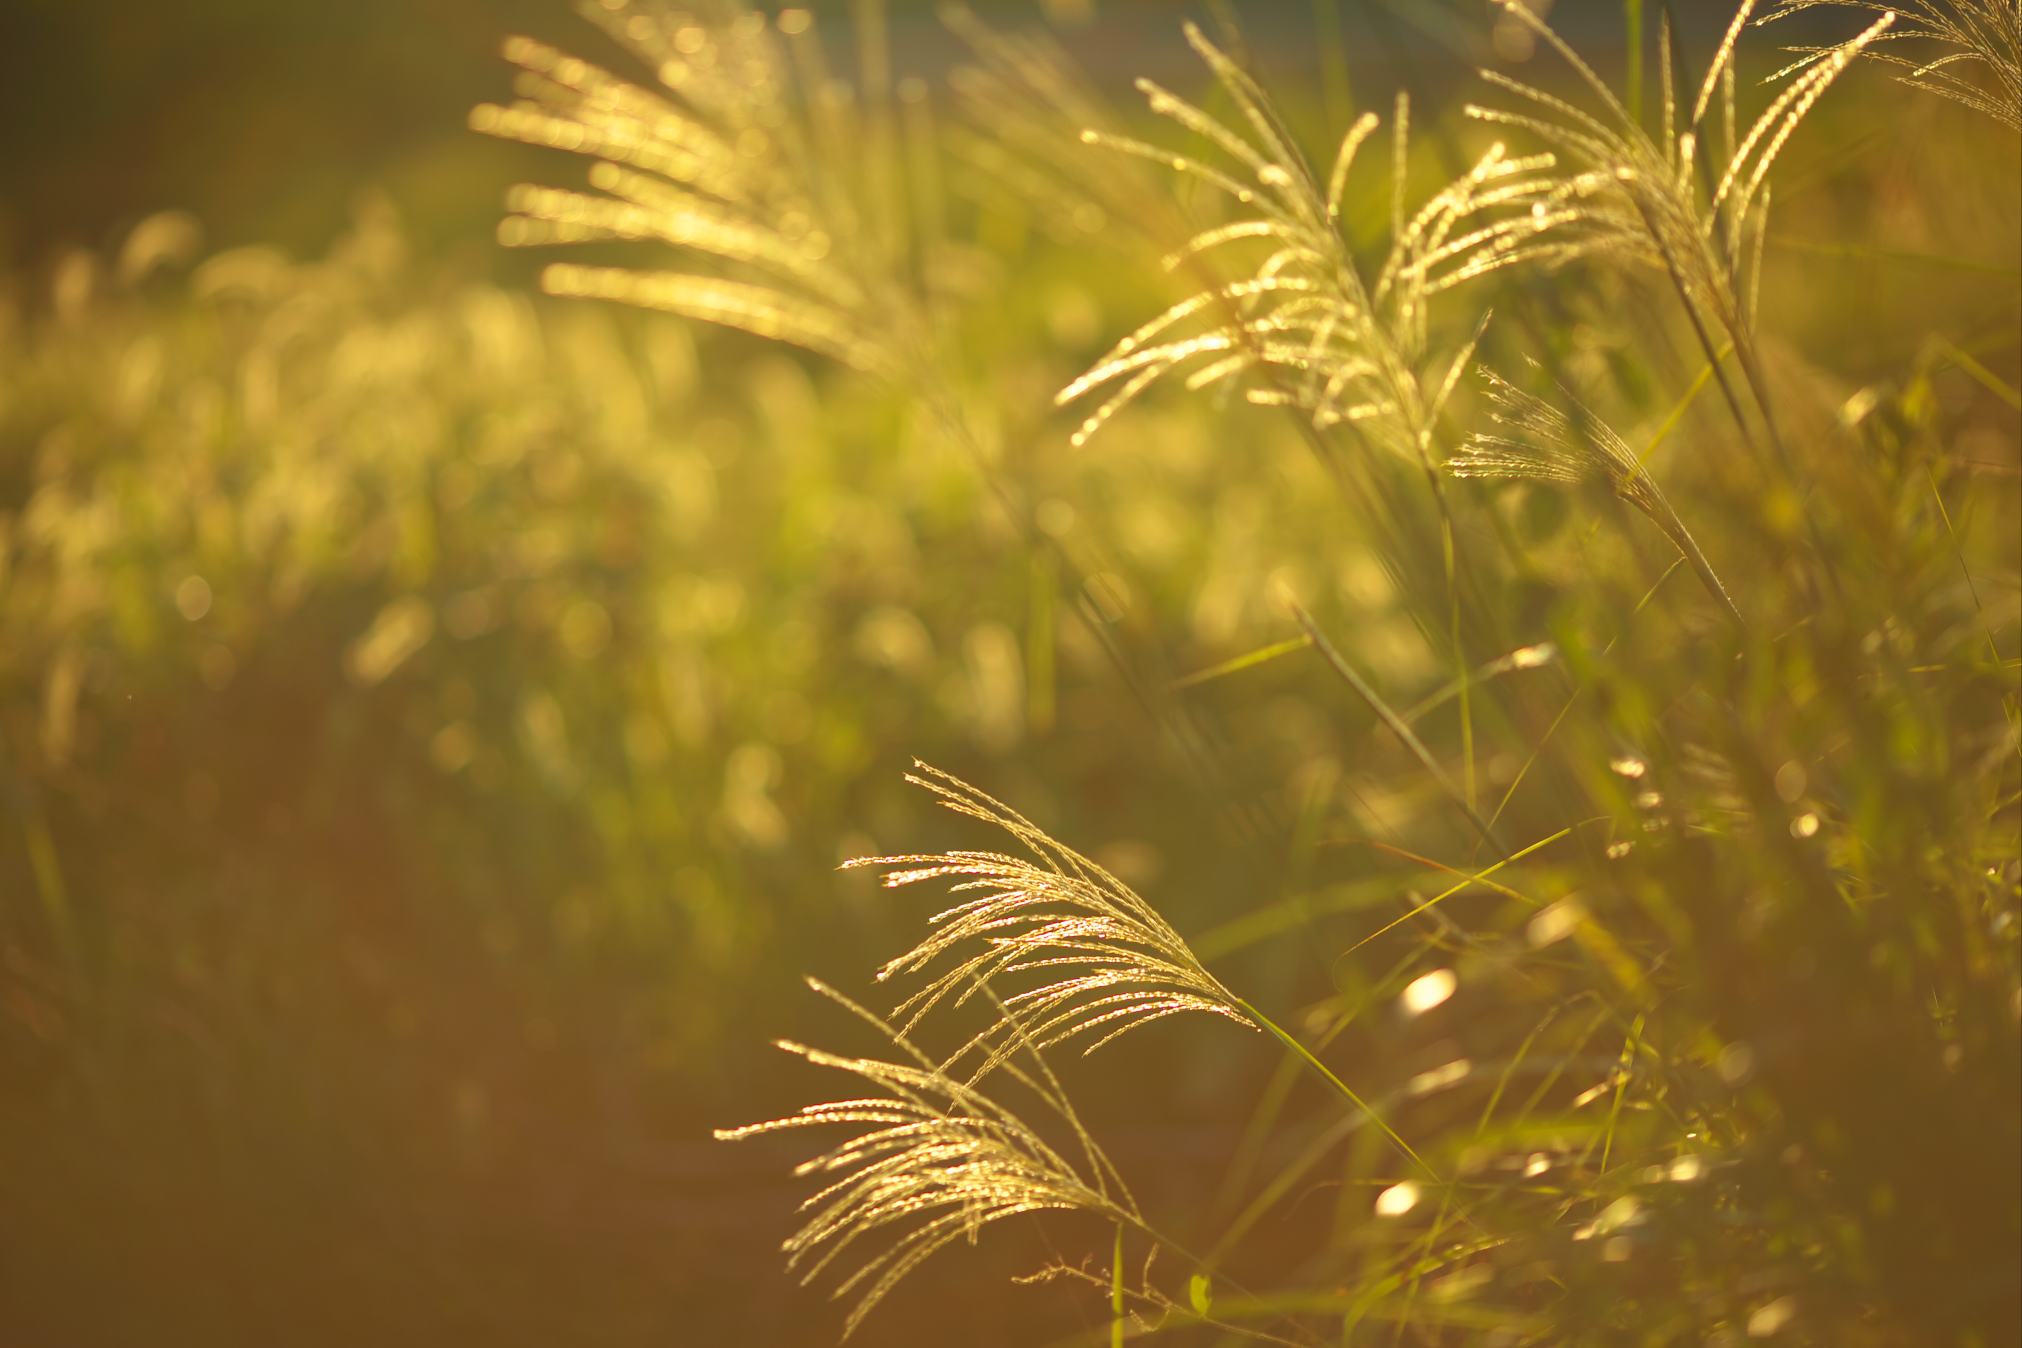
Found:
[1731,327,1847,599]
[1287,597,1507,858]
[1425,474,1478,813]
[1625,0,1645,128]
[1233,996,1438,1182]
[1111,1223,1126,1348]
[1626,189,1757,455]
[1670,514,1746,630]
[1626,192,1838,607]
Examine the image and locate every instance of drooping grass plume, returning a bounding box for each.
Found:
[1447,367,1744,626]
[844,764,1256,1076]
[1056,21,1561,462]
[715,980,1135,1338]
[1762,0,2022,131]
[472,1,920,377]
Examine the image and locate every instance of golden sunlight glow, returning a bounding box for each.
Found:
[1374,1182,1420,1218]
[1400,968,1457,1015]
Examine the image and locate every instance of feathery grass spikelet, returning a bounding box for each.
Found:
[715,980,1133,1337]
[1449,368,1743,626]
[844,763,1255,1076]
[1058,22,1560,460]
[1761,1,2022,131]
[1466,0,1897,347]
[473,2,917,376]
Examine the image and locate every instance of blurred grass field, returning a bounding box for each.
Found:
[1,2,2017,1345]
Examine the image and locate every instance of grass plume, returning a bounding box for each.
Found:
[1056,22,1557,459]
[1447,366,1744,627]
[472,2,921,376]
[1762,0,2022,131]
[845,763,1256,1076]
[715,980,1135,1338]
[1466,1,1895,374]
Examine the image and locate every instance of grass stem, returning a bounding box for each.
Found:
[1233,996,1437,1182]
[1287,597,1507,858]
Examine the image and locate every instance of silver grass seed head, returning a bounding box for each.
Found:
[474,2,920,377]
[1056,20,1553,456]
[843,763,1255,1079]
[714,980,1131,1337]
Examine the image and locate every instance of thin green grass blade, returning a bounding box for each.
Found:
[1238,998,1437,1180]
[1288,598,1507,857]
[1170,634,1314,690]
[1401,643,1559,726]
[1937,339,2022,411]
[1342,827,1573,958]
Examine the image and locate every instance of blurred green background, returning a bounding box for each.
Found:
[0,4,1355,1342]
[1,2,2015,1345]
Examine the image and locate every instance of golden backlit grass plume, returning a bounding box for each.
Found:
[1763,0,2022,131]
[1447,367,1744,626]
[844,763,1255,1078]
[714,980,1135,1338]
[1054,21,1563,464]
[1466,0,1896,363]
[471,1,922,377]
[939,5,1157,245]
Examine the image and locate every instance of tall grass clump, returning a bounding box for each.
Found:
[485,0,2019,1342]
[1466,0,1897,523]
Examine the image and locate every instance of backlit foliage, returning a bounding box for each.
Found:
[846,763,1254,1076]
[716,982,1134,1338]
[1764,0,2022,131]
[667,5,2016,1341]
[1056,22,1553,463]
[627,3,2019,1340]
[1468,0,1895,354]
[473,2,926,376]
[4,1,2015,1345]
[1447,367,1743,625]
